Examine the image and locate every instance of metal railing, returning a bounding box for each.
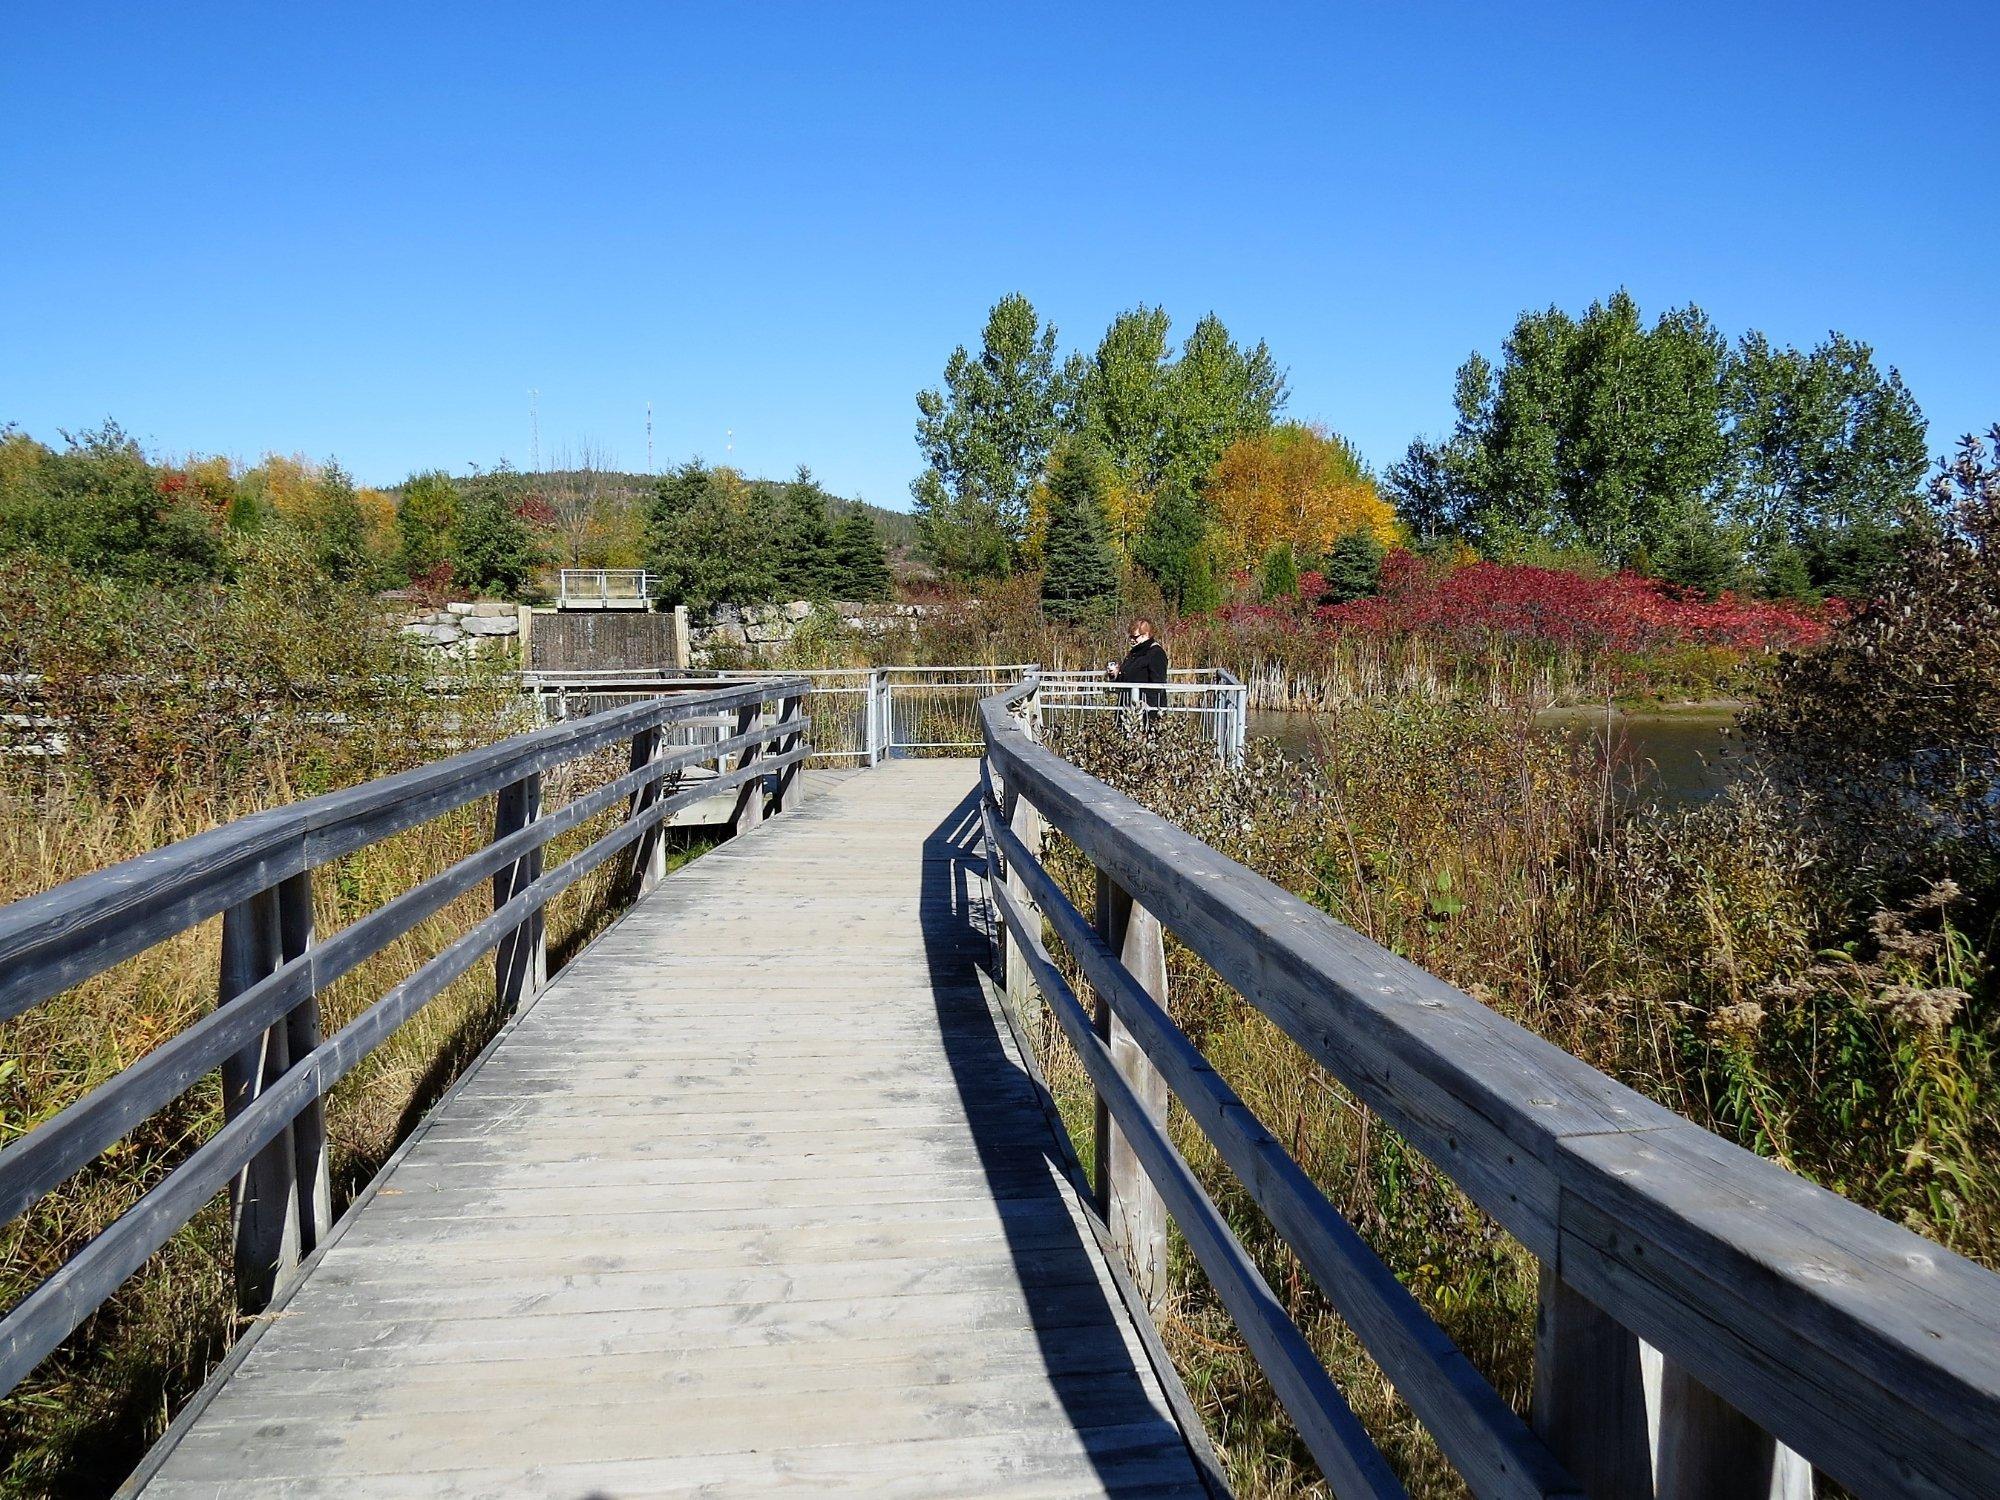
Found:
[979,670,2000,1499]
[519,664,1245,765]
[554,568,653,609]
[1036,667,1247,764]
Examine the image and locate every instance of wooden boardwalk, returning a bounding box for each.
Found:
[133,759,1214,1499]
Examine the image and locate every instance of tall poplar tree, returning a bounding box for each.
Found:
[912,293,1064,578]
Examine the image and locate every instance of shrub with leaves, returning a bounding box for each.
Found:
[1745,425,2000,905]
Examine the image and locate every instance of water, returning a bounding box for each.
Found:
[1247,704,1752,807]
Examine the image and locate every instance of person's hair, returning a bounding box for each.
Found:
[1130,617,1154,635]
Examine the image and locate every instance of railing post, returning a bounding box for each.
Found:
[730,700,766,834]
[1533,1267,1657,1500]
[1653,1357,1813,1500]
[1001,782,1041,1038]
[218,887,301,1313]
[623,724,667,901]
[275,869,330,1254]
[493,771,545,1010]
[1093,871,1171,1307]
[1534,1265,1812,1500]
[771,691,807,813]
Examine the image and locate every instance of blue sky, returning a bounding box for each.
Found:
[3,2,1994,507]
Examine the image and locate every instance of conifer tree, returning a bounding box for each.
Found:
[1133,482,1220,614]
[774,466,839,599]
[1040,441,1121,622]
[831,509,894,601]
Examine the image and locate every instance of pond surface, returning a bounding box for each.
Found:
[1248,704,1753,807]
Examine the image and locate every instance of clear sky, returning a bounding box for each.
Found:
[4,2,1994,507]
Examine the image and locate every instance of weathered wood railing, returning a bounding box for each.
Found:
[0,676,810,1397]
[980,674,2000,1499]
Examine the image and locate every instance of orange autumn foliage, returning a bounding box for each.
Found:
[1207,423,1397,567]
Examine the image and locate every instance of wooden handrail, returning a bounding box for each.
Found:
[979,672,2000,1499]
[0,677,811,1398]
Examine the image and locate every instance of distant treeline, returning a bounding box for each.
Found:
[0,423,906,609]
[907,290,1942,623]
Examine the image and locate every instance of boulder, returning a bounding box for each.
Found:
[784,599,814,621]
[469,599,516,617]
[461,614,519,636]
[446,601,475,616]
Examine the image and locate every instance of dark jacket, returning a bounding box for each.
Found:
[1113,638,1168,709]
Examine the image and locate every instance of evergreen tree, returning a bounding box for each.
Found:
[398,471,460,580]
[773,466,839,599]
[831,509,894,601]
[1039,440,1122,622]
[1316,528,1386,604]
[454,469,541,595]
[1133,482,1219,614]
[646,459,783,609]
[1258,541,1301,602]
[912,293,1064,577]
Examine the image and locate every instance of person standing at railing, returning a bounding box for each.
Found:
[1108,618,1168,726]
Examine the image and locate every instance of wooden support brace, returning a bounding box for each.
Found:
[623,725,666,901]
[729,703,766,835]
[218,888,301,1313]
[1093,870,1170,1307]
[493,771,546,1010]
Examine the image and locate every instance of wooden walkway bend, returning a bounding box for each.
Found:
[131,760,1216,1498]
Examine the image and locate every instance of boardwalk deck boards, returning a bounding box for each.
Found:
[133,760,1212,1499]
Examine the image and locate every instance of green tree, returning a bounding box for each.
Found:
[398,471,460,580]
[453,469,542,595]
[1132,482,1220,614]
[1383,436,1475,545]
[1259,541,1301,602]
[0,422,223,586]
[830,508,894,601]
[308,462,371,584]
[773,466,840,600]
[1039,440,1122,622]
[912,293,1064,577]
[1315,528,1386,604]
[1456,291,1730,561]
[1068,305,1175,487]
[647,459,783,610]
[1727,331,1929,592]
[1159,312,1287,495]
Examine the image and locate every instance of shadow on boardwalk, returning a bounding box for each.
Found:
[920,784,1208,1493]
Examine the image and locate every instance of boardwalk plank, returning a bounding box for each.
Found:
[135,760,1208,1498]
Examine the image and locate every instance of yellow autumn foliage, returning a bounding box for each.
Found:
[1206,423,1398,568]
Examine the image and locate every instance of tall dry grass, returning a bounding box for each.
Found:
[0,558,728,1496]
[1028,709,1998,1496]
